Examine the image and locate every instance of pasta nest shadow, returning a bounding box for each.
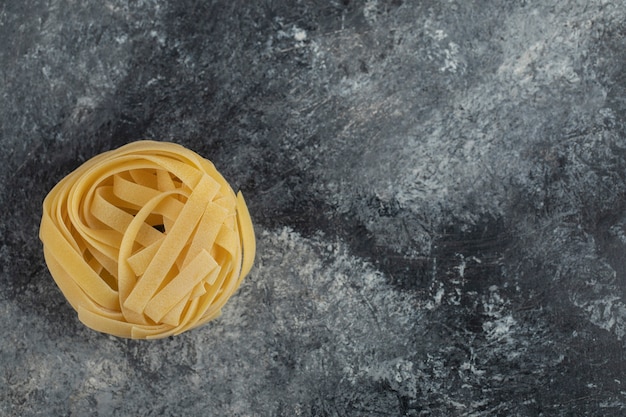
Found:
[39,141,256,339]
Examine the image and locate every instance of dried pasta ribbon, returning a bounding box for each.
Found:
[39,141,256,339]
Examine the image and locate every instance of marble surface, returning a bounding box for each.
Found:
[2,0,626,415]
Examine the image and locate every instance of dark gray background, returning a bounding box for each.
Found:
[2,0,626,416]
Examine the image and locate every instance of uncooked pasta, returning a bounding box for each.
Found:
[39,141,255,339]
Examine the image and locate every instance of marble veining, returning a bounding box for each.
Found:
[2,1,626,416]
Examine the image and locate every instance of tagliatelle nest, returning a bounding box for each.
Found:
[39,141,256,339]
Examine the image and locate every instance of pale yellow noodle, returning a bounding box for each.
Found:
[39,141,256,339]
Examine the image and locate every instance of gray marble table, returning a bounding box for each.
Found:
[2,1,626,416]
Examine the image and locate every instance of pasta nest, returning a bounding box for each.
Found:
[39,141,255,339]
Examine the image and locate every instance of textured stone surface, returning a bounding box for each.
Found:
[2,0,626,415]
